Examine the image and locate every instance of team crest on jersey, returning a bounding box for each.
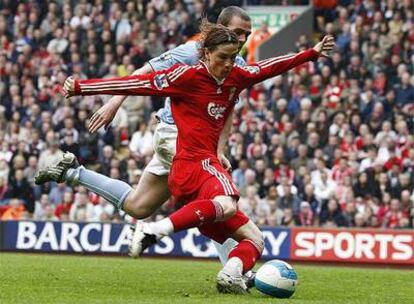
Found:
[207,102,226,120]
[154,74,169,90]
[228,87,236,101]
[242,65,260,74]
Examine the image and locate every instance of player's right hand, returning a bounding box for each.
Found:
[63,76,75,98]
[88,100,121,133]
[218,153,232,172]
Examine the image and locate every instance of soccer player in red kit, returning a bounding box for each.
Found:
[63,21,334,293]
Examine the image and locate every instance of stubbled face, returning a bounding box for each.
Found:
[226,16,252,51]
[205,43,239,80]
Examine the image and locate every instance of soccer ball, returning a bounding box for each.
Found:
[254,259,298,298]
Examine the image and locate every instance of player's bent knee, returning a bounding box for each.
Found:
[245,233,264,255]
[122,191,152,219]
[251,232,265,254]
[213,196,237,220]
[234,221,264,254]
[249,224,264,253]
[131,205,153,219]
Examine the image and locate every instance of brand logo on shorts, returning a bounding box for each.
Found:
[207,102,226,120]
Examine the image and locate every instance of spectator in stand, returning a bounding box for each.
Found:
[24,155,39,187]
[246,21,270,64]
[359,145,379,172]
[41,204,59,221]
[238,185,261,224]
[383,199,408,229]
[0,160,10,183]
[1,198,25,220]
[343,202,357,227]
[34,193,59,221]
[320,199,349,227]
[38,138,62,170]
[6,169,34,213]
[296,201,315,227]
[290,144,313,172]
[400,190,412,214]
[354,213,366,228]
[34,194,51,220]
[331,157,353,186]
[301,184,321,215]
[47,28,69,55]
[61,131,80,156]
[92,197,115,222]
[353,172,380,199]
[69,192,94,221]
[55,191,73,220]
[49,182,72,205]
[0,176,8,203]
[129,122,154,161]
[394,72,414,110]
[277,183,301,215]
[261,186,284,226]
[280,208,298,227]
[99,145,115,177]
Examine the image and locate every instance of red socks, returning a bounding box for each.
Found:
[169,199,223,231]
[228,240,261,273]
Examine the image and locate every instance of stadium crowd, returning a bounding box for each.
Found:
[0,0,413,229]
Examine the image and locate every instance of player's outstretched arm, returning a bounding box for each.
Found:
[240,35,335,87]
[63,67,188,132]
[63,66,189,99]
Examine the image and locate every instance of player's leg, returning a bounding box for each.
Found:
[218,220,263,293]
[226,219,264,275]
[122,121,174,218]
[34,152,170,219]
[126,174,239,265]
[199,211,263,294]
[34,154,132,208]
[163,158,240,232]
[129,158,240,254]
[212,239,238,265]
[35,119,174,218]
[122,171,170,218]
[129,194,238,254]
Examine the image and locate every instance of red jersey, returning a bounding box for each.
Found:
[74,49,319,161]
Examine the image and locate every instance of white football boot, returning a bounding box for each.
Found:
[128,221,161,258]
[216,257,249,294]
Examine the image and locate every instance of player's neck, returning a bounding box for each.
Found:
[200,60,225,85]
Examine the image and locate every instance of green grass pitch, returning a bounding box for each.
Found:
[0,253,412,304]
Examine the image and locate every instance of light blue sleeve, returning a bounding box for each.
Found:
[235,55,246,67]
[234,55,246,105]
[149,41,201,71]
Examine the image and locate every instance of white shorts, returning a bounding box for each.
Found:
[144,121,177,176]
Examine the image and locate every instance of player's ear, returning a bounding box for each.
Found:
[204,48,210,61]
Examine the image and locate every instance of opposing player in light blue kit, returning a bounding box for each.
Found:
[35,6,257,289]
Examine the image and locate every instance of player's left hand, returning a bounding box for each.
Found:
[88,101,121,133]
[218,153,232,172]
[63,76,75,98]
[313,35,335,58]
